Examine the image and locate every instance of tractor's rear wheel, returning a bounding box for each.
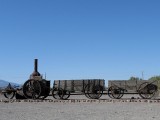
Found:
[23,80,41,99]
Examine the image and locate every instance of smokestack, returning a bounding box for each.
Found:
[31,59,41,76]
[34,59,38,72]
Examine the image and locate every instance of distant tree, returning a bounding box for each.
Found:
[148,76,160,81]
[129,76,142,81]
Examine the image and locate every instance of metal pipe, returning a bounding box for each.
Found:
[34,59,38,72]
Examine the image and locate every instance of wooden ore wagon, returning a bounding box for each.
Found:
[108,80,158,99]
[52,79,105,99]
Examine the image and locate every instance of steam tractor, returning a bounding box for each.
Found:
[22,59,50,99]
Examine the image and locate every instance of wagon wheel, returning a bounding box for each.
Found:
[85,84,103,99]
[84,84,91,99]
[23,80,41,99]
[91,85,103,99]
[118,89,125,99]
[4,91,15,99]
[3,83,16,99]
[138,82,158,99]
[61,90,70,100]
[108,86,114,99]
[108,86,124,99]
[117,88,125,99]
[84,84,94,99]
[52,88,64,99]
[138,82,151,99]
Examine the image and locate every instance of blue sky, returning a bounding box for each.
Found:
[0,0,160,85]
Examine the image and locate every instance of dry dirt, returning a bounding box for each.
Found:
[0,94,160,120]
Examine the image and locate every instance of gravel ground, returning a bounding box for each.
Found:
[0,100,160,120]
[0,95,160,120]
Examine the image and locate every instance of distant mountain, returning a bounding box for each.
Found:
[0,79,20,88]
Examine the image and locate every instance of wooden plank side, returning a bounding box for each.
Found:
[108,80,153,92]
[54,79,105,92]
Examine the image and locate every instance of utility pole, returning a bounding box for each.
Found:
[142,71,144,80]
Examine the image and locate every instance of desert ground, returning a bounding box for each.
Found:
[1,94,160,120]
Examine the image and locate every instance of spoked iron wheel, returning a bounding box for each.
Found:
[138,82,158,99]
[52,88,64,99]
[23,80,41,99]
[4,91,15,99]
[84,84,91,99]
[3,83,16,99]
[108,87,114,99]
[61,90,70,100]
[85,84,103,99]
[108,86,124,99]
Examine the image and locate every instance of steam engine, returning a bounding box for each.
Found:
[22,59,50,99]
